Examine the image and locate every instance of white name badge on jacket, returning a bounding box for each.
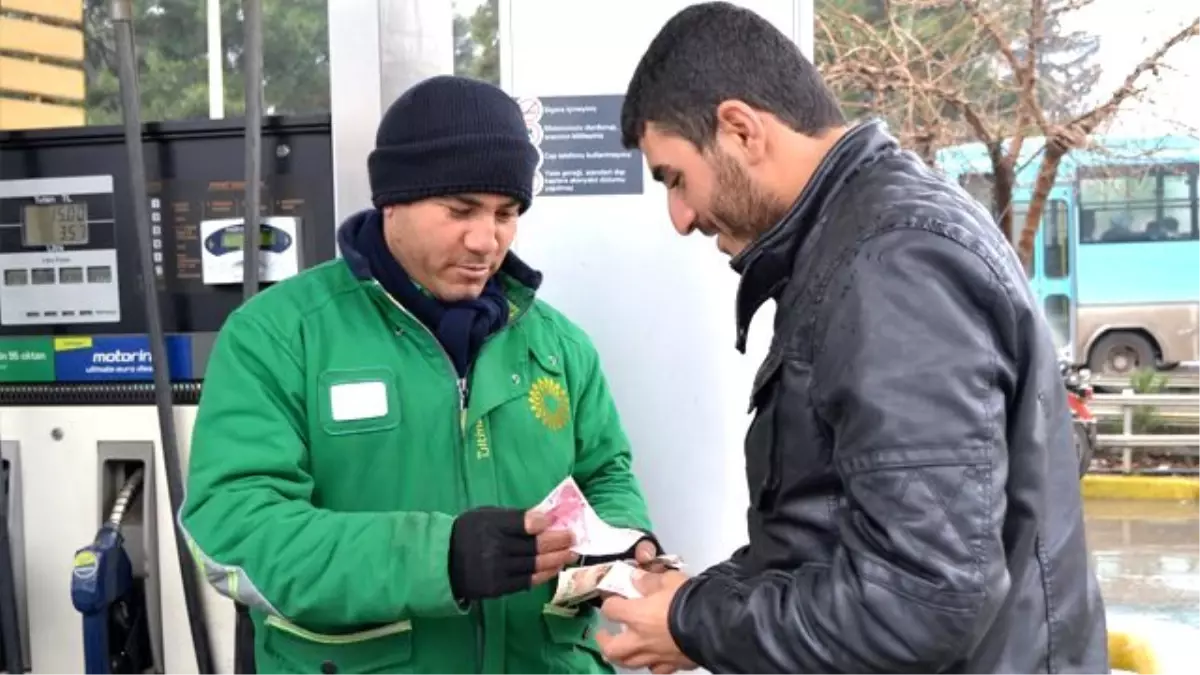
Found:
[329,381,389,421]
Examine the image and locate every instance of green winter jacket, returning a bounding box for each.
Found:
[180,218,654,674]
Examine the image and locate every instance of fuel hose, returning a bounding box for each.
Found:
[111,1,216,672]
[235,2,265,671]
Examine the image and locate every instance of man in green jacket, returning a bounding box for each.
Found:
[179,75,660,674]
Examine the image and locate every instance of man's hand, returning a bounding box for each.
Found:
[525,510,579,586]
[596,570,697,674]
[447,507,578,601]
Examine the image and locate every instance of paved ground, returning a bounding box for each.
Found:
[1085,499,1199,672]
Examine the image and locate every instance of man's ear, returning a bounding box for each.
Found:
[714,100,767,163]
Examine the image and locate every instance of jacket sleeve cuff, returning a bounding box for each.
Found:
[667,574,714,667]
[404,512,471,618]
[577,530,662,567]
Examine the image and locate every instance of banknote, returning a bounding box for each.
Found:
[550,555,686,607]
[551,562,615,607]
[532,477,647,556]
[595,561,644,599]
[643,553,685,570]
[536,477,589,539]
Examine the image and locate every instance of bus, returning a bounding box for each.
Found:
[936,134,1199,376]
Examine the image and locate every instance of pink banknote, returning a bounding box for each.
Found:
[532,477,645,555]
[538,478,589,541]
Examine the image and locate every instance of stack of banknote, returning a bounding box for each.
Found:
[532,477,685,607]
[549,554,685,607]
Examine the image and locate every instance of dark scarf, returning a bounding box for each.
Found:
[357,211,509,378]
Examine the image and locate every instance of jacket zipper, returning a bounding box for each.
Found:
[374,286,481,669]
[375,283,530,672]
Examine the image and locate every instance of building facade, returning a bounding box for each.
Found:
[0,0,85,130]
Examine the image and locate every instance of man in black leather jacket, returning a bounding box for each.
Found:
[594,3,1109,673]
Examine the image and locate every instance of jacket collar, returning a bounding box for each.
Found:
[729,120,897,352]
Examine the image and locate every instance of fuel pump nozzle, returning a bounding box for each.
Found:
[71,468,154,674]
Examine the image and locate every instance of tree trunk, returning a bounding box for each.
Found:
[990,160,1016,243]
[1017,144,1067,266]
[913,136,938,168]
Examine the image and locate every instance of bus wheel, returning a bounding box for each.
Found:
[1088,331,1157,376]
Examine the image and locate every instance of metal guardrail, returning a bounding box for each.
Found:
[1097,434,1199,450]
[1097,411,1199,423]
[1088,391,1200,473]
[1092,372,1199,390]
[1091,393,1200,423]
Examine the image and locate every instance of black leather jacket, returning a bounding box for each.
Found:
[667,121,1108,673]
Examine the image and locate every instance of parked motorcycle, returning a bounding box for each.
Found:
[1060,358,1098,476]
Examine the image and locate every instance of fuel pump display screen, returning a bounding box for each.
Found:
[0,175,119,327]
[21,203,90,247]
[221,228,276,250]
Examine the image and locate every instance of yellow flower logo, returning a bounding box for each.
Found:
[529,376,570,431]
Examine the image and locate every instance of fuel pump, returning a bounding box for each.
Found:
[0,457,26,673]
[0,76,23,675]
[0,1,329,672]
[71,468,153,674]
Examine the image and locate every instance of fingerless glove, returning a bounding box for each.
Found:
[448,506,539,601]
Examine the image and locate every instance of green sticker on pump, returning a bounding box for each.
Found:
[0,336,56,382]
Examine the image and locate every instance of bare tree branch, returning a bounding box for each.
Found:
[816,0,1199,265]
[1048,0,1100,20]
[1066,16,1200,139]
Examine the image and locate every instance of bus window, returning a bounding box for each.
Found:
[1079,168,1157,242]
[1042,200,1069,278]
[1160,166,1196,239]
[1183,164,1197,234]
[1078,163,1199,243]
[1044,294,1072,350]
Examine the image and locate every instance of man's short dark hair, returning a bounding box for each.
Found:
[621,2,846,150]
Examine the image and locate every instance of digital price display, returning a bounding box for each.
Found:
[22,203,89,247]
[221,228,277,250]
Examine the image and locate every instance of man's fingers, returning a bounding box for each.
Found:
[634,540,658,564]
[595,627,644,665]
[535,529,574,553]
[594,628,611,648]
[533,549,577,574]
[594,628,619,655]
[524,510,550,535]
[604,643,660,670]
[596,626,672,671]
[651,664,678,675]
[530,569,557,587]
[600,595,637,623]
[621,652,663,670]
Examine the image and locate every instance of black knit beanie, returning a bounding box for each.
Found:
[368,75,538,213]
